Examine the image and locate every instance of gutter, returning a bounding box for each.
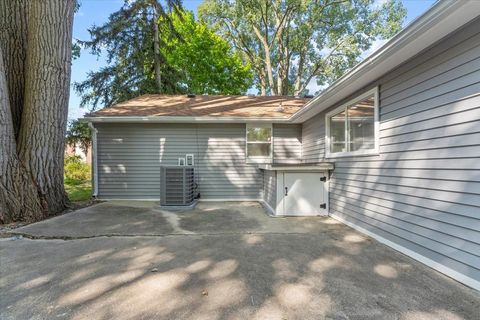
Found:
[88,122,98,197]
[83,115,292,124]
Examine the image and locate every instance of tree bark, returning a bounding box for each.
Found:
[252,25,276,95]
[0,0,28,138]
[259,68,267,96]
[17,0,75,214]
[152,2,162,93]
[0,47,45,223]
[273,2,288,96]
[294,47,306,96]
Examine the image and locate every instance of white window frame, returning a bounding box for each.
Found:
[325,87,380,158]
[245,123,273,164]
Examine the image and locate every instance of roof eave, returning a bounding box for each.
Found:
[83,116,292,124]
[289,0,480,123]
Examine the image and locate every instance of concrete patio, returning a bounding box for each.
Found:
[1,201,479,319]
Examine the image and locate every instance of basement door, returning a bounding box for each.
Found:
[277,172,327,216]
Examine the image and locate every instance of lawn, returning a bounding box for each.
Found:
[65,179,92,202]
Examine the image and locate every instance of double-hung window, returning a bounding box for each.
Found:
[246,123,272,163]
[326,87,379,158]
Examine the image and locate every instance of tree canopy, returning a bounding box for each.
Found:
[199,0,407,96]
[75,1,253,110]
[66,120,92,155]
[159,10,253,95]
[74,0,182,110]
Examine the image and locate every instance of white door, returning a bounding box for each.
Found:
[281,172,327,216]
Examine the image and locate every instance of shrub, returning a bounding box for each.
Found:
[64,155,91,182]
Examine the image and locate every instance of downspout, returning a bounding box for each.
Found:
[88,122,98,197]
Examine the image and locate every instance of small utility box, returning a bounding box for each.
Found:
[276,171,328,216]
[260,163,333,216]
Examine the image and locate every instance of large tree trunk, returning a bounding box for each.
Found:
[152,3,162,93]
[277,52,290,96]
[276,65,284,95]
[259,68,267,96]
[17,0,75,214]
[263,48,276,96]
[0,0,28,138]
[0,47,45,223]
[294,51,305,96]
[252,25,276,96]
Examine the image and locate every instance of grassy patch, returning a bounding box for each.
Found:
[65,179,92,202]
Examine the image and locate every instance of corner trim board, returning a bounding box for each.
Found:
[88,123,98,197]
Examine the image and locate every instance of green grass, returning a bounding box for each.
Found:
[65,179,92,202]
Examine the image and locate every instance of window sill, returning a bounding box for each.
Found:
[325,150,380,159]
[246,158,273,164]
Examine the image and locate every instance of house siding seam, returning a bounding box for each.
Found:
[301,17,480,288]
[96,123,302,201]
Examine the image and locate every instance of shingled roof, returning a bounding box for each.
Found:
[87,94,310,119]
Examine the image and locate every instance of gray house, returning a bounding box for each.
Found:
[85,1,480,291]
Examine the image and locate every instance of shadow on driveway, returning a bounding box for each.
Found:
[1,201,479,319]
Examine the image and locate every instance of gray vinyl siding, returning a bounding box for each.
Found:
[273,124,302,163]
[96,123,302,200]
[262,170,276,210]
[301,17,480,284]
[96,123,263,200]
[301,112,325,162]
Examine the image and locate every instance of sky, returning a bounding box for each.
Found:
[69,0,436,120]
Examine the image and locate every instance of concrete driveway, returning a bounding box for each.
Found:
[1,202,479,320]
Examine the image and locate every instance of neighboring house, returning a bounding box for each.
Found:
[65,143,92,164]
[84,1,480,291]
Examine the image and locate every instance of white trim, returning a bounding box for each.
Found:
[258,164,334,171]
[199,198,263,202]
[88,123,98,197]
[325,87,379,159]
[245,123,273,164]
[96,198,263,202]
[331,213,480,292]
[95,198,160,201]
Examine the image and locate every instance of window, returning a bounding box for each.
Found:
[246,124,272,163]
[326,87,379,157]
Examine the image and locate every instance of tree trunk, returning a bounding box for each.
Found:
[263,48,276,96]
[276,51,290,96]
[294,48,306,96]
[277,49,290,96]
[276,65,283,96]
[252,25,276,96]
[259,68,267,96]
[0,0,28,138]
[152,3,162,93]
[275,13,285,96]
[17,0,75,214]
[0,47,45,224]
